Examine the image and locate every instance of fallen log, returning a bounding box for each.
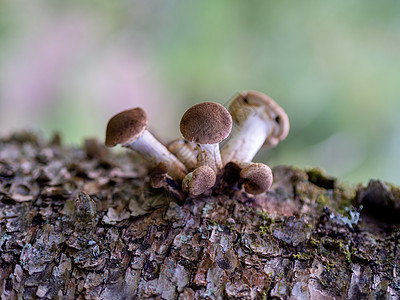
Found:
[0,131,399,299]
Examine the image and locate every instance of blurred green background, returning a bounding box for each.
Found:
[1,1,399,184]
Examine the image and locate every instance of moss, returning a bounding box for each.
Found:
[259,225,270,235]
[293,252,312,260]
[337,197,352,215]
[324,261,335,272]
[339,241,357,264]
[260,290,267,300]
[257,209,273,222]
[306,168,335,190]
[316,194,331,208]
[310,238,320,247]
[257,210,276,236]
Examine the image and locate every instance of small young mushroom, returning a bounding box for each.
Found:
[182,165,216,196]
[220,90,289,165]
[180,102,232,173]
[167,139,198,171]
[239,163,273,195]
[105,108,187,181]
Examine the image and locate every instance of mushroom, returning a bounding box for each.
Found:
[167,139,198,171]
[239,163,273,195]
[220,90,289,165]
[105,108,187,181]
[180,102,232,173]
[182,165,216,196]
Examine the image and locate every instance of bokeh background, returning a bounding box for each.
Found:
[1,1,399,185]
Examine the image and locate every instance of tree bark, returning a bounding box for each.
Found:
[0,131,399,299]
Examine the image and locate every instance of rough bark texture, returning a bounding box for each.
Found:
[0,131,399,299]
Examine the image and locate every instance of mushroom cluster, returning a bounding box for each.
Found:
[105,90,289,197]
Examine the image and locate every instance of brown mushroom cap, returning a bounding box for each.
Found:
[230,90,289,148]
[105,108,148,147]
[184,166,216,196]
[180,102,232,144]
[240,163,273,194]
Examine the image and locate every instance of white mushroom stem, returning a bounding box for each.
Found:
[220,111,274,165]
[167,140,197,171]
[179,147,197,170]
[196,143,222,173]
[123,130,187,180]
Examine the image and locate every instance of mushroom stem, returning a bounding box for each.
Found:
[220,90,289,166]
[123,130,187,180]
[167,139,197,171]
[106,107,188,181]
[180,102,232,175]
[221,109,272,165]
[196,143,222,173]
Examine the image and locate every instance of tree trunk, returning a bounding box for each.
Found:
[0,131,399,299]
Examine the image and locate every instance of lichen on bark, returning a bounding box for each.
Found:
[0,131,399,299]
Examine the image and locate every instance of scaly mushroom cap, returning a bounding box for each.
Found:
[105,108,148,147]
[240,163,273,194]
[180,102,232,144]
[183,166,216,196]
[229,90,289,148]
